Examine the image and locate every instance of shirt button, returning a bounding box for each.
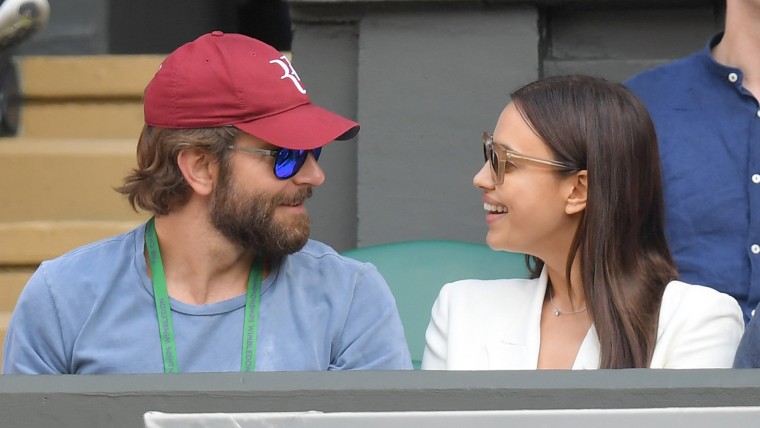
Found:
[753,244,760,254]
[753,309,757,318]
[757,109,760,119]
[754,174,760,184]
[728,72,738,83]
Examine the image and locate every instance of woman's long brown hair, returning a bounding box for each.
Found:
[514,75,677,368]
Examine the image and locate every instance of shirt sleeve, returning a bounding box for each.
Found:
[329,263,412,370]
[3,264,69,374]
[655,283,744,369]
[420,282,451,370]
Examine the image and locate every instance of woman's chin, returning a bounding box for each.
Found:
[485,235,508,252]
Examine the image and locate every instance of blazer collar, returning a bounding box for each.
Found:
[483,269,548,369]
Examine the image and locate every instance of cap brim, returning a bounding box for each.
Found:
[234,103,360,150]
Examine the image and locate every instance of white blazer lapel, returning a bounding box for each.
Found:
[572,324,601,369]
[484,269,550,369]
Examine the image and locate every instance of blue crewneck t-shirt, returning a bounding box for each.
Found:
[3,223,412,374]
[626,33,760,323]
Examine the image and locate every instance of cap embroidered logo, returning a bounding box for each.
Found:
[269,56,307,95]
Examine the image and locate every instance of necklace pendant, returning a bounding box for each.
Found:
[554,308,560,316]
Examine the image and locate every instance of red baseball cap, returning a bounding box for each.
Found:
[144,31,359,150]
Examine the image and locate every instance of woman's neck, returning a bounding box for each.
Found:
[545,258,586,312]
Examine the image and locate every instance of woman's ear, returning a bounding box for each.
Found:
[176,148,219,197]
[565,170,588,215]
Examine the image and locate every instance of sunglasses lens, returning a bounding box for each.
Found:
[274,148,322,179]
[483,139,503,183]
[274,149,303,179]
[484,142,498,173]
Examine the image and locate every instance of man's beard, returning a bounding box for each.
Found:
[209,169,313,259]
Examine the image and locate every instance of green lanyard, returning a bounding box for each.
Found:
[145,218,262,373]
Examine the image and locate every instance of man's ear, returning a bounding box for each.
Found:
[565,170,588,215]
[176,148,219,197]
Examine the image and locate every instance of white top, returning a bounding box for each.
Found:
[422,269,744,370]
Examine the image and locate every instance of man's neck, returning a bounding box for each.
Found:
[713,2,760,98]
[147,211,258,306]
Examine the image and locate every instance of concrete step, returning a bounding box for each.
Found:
[0,269,31,312]
[0,138,148,263]
[18,55,165,138]
[0,138,144,221]
[0,220,144,265]
[0,270,29,371]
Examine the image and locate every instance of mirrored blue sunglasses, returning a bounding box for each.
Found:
[228,145,322,180]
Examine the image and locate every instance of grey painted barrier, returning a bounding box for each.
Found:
[1,370,760,427]
[142,407,760,428]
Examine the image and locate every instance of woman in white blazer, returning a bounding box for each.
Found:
[422,75,744,370]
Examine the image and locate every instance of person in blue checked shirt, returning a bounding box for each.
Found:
[2,32,412,374]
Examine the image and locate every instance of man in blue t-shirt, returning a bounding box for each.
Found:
[625,1,759,327]
[3,32,412,374]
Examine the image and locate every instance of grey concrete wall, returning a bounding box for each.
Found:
[18,0,108,55]
[543,5,722,80]
[1,370,759,428]
[356,6,538,247]
[107,0,227,54]
[294,24,360,252]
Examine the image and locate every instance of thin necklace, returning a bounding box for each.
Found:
[548,287,587,316]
